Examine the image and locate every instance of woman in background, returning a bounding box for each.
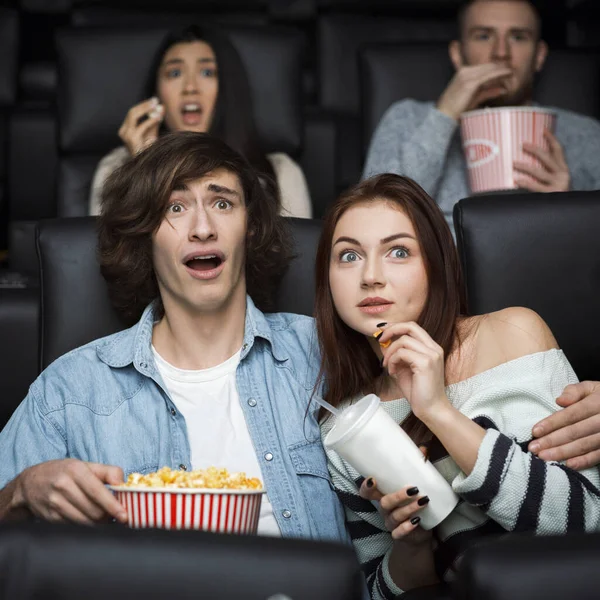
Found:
[89,25,311,218]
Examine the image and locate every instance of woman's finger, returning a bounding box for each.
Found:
[379,486,421,513]
[382,334,437,369]
[123,97,160,128]
[391,516,422,540]
[359,477,384,502]
[378,322,440,353]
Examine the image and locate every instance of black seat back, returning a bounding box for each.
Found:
[0,521,362,600]
[454,532,600,600]
[454,191,600,381]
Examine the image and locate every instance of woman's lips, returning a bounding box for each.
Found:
[358,303,393,314]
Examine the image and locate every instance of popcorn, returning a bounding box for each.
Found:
[122,466,263,490]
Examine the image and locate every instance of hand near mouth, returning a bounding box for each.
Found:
[376,322,450,422]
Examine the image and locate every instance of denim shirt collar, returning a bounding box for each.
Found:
[95,295,289,373]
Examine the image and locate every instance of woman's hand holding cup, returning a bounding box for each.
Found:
[376,322,450,423]
[118,97,165,156]
[359,476,432,543]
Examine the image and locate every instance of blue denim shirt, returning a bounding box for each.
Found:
[0,297,348,543]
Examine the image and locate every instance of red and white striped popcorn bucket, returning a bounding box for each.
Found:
[460,107,557,194]
[110,487,264,534]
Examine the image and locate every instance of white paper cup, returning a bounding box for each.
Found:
[109,486,264,533]
[324,394,458,530]
[460,106,557,194]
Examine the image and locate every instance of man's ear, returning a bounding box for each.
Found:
[535,40,549,73]
[449,40,464,71]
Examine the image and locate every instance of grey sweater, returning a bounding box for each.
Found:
[363,100,600,232]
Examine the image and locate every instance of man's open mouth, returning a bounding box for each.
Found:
[184,254,224,272]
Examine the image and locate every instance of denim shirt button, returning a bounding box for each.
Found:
[242,343,248,351]
[264,452,273,462]
[248,398,257,407]
[179,464,187,471]
[170,407,177,416]
[140,362,147,369]
[282,510,292,519]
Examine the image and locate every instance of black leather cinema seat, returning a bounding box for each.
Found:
[0,521,362,600]
[317,14,455,116]
[360,44,600,153]
[37,217,322,370]
[454,191,600,382]
[55,26,304,217]
[454,532,600,600]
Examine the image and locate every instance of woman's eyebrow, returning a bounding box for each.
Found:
[380,233,416,244]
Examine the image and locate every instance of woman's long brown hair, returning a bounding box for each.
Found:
[314,174,468,444]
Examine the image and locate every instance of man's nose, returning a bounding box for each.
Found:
[492,34,511,62]
[189,208,216,241]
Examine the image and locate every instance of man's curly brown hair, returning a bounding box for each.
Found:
[97,131,293,324]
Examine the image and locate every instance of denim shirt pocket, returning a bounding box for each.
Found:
[123,463,161,480]
[288,439,345,540]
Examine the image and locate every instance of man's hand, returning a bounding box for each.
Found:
[12,459,128,524]
[529,381,600,470]
[436,63,512,121]
[514,130,570,193]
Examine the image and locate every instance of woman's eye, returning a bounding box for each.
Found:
[200,68,217,78]
[339,251,359,263]
[390,247,409,259]
[166,68,182,79]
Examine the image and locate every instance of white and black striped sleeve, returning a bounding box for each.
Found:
[452,427,600,534]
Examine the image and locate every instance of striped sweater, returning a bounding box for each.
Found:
[320,349,600,599]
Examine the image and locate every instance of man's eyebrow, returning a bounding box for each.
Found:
[206,183,241,197]
[171,183,189,192]
[333,233,415,246]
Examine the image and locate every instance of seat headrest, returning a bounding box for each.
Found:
[37,217,322,369]
[454,190,600,382]
[0,8,19,107]
[318,14,454,114]
[360,43,452,150]
[56,26,304,156]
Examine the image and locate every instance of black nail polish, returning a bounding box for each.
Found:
[376,322,387,328]
[417,496,430,506]
[366,478,374,488]
[410,516,421,525]
[407,487,419,497]
[373,330,383,340]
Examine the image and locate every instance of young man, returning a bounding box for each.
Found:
[363,0,600,231]
[0,132,347,543]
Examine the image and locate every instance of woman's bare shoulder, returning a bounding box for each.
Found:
[477,307,559,360]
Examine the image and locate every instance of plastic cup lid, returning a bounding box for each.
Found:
[324,393,380,449]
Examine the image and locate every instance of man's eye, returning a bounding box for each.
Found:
[167,203,183,214]
[216,200,232,210]
[339,251,359,263]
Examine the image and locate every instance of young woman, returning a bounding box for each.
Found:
[316,173,600,598]
[89,25,311,218]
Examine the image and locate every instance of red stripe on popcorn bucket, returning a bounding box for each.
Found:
[460,107,556,194]
[112,487,265,534]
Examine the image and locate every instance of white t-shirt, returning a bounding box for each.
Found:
[152,346,281,536]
